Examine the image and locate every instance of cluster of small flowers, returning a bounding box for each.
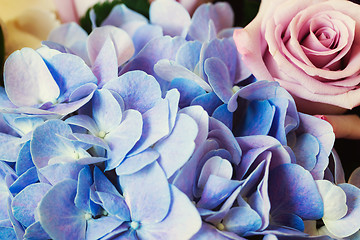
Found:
[0,1,360,239]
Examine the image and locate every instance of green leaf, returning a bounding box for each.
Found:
[79,0,150,34]
[0,25,5,86]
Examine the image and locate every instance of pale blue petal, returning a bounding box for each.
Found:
[191,92,223,115]
[4,48,59,107]
[93,167,120,197]
[38,163,84,185]
[38,179,87,240]
[23,221,50,240]
[47,23,89,63]
[325,183,360,238]
[31,120,76,168]
[9,167,38,194]
[154,59,212,91]
[86,216,125,240]
[0,133,22,162]
[132,24,163,55]
[175,41,202,72]
[104,71,162,113]
[115,149,159,175]
[15,141,34,176]
[212,104,233,130]
[119,162,170,223]
[101,4,148,36]
[205,57,233,103]
[128,99,170,156]
[11,183,51,227]
[65,115,99,136]
[155,113,198,178]
[74,166,92,212]
[92,89,122,133]
[42,52,97,101]
[197,175,241,210]
[138,185,201,240]
[169,78,206,108]
[179,105,209,148]
[150,0,190,37]
[105,109,143,171]
[222,206,262,235]
[97,192,130,221]
[120,36,186,93]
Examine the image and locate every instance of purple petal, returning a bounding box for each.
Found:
[65,115,99,135]
[119,162,170,223]
[96,192,131,221]
[197,175,241,210]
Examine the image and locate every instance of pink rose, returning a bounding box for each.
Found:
[234,0,360,114]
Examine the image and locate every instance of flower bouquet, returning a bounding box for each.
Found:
[0,0,360,239]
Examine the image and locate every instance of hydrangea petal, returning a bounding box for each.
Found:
[87,26,134,68]
[104,71,162,113]
[39,179,87,240]
[132,24,163,55]
[0,133,22,162]
[349,167,360,188]
[4,48,60,107]
[155,113,198,178]
[119,162,170,224]
[155,59,212,92]
[138,185,201,240]
[105,109,143,170]
[74,166,92,213]
[222,206,262,235]
[205,57,233,103]
[170,78,206,108]
[116,149,159,176]
[150,0,191,37]
[268,164,324,220]
[179,105,209,148]
[324,183,360,238]
[12,183,51,228]
[86,216,125,240]
[128,99,170,156]
[15,141,34,176]
[92,89,122,134]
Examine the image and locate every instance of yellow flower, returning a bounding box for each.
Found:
[0,0,60,57]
